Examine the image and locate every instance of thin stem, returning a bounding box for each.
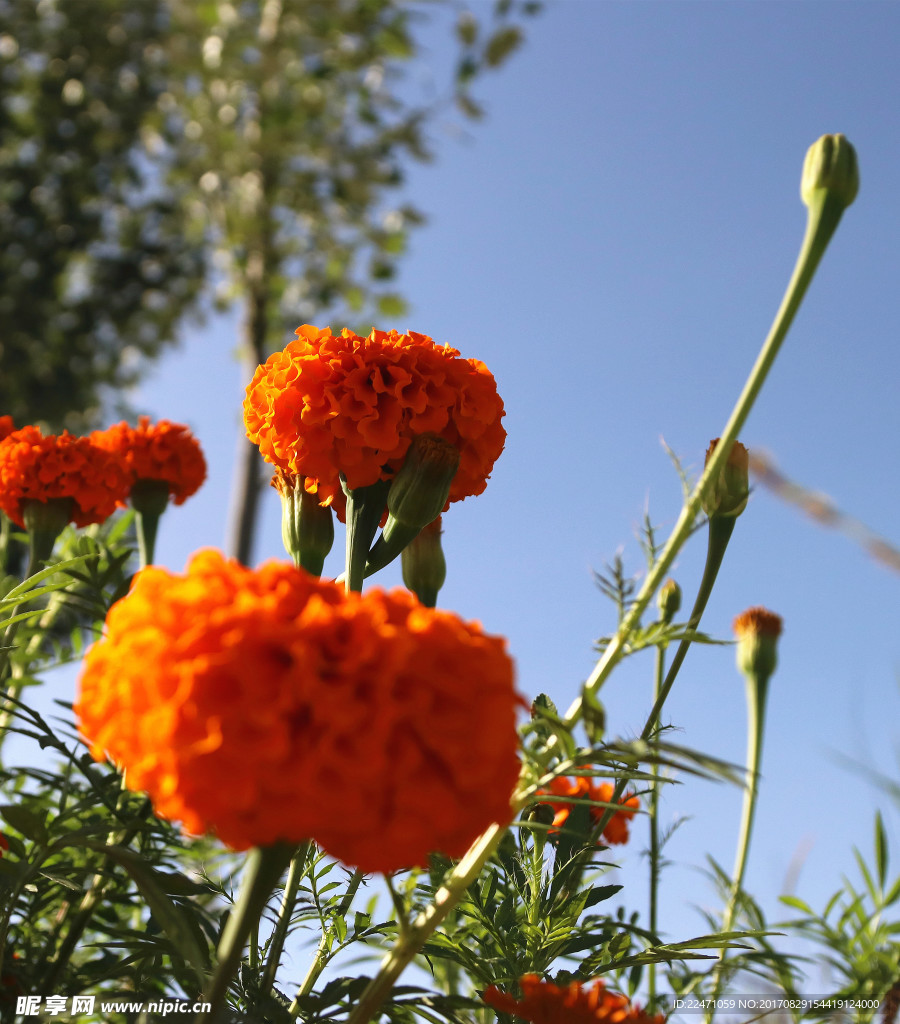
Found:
[707,672,770,1016]
[643,517,735,741]
[196,844,294,1024]
[343,481,390,594]
[561,195,845,733]
[135,511,159,569]
[261,843,310,995]
[290,868,364,1013]
[647,642,666,1008]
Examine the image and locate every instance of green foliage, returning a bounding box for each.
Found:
[779,816,900,1021]
[0,0,206,430]
[0,0,538,431]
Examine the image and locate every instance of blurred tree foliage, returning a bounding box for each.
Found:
[0,0,536,560]
[0,0,205,432]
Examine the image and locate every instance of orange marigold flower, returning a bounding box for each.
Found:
[0,426,130,528]
[0,416,15,442]
[76,550,521,872]
[92,417,206,505]
[243,325,506,510]
[483,974,665,1024]
[539,774,639,846]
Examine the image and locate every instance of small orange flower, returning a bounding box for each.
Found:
[484,974,665,1024]
[539,774,639,846]
[91,417,206,505]
[0,416,15,442]
[243,325,506,511]
[76,550,521,872]
[0,426,130,528]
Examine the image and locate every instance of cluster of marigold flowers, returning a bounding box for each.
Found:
[71,326,523,873]
[0,415,206,532]
[484,974,665,1024]
[539,773,640,846]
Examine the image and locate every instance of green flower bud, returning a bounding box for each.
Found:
[387,434,460,533]
[656,577,681,624]
[273,470,334,576]
[801,133,859,211]
[366,434,460,572]
[401,517,446,608]
[703,438,750,520]
[733,606,782,682]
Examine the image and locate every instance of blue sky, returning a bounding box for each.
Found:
[16,0,900,995]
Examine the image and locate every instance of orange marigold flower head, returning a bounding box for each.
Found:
[243,325,506,510]
[76,550,521,871]
[539,773,639,846]
[483,974,666,1024]
[91,417,207,505]
[0,426,130,528]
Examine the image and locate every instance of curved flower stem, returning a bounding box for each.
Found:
[261,843,311,996]
[289,867,364,1013]
[647,642,667,1009]
[643,516,735,740]
[345,822,508,1024]
[561,186,846,734]
[197,843,295,1024]
[707,670,770,1018]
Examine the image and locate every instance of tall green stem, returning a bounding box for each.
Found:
[647,643,666,1008]
[196,844,294,1024]
[643,517,735,740]
[707,669,770,1017]
[343,481,390,593]
[561,190,848,733]
[261,844,310,995]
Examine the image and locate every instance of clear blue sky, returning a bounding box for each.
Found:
[21,0,900,994]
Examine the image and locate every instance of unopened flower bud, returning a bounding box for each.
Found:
[733,606,782,682]
[801,134,859,211]
[703,438,750,519]
[657,578,681,624]
[387,434,460,534]
[401,517,446,608]
[273,470,334,576]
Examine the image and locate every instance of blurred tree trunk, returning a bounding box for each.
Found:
[227,286,268,565]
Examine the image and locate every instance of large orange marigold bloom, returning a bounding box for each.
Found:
[484,975,665,1024]
[243,325,506,509]
[76,550,520,871]
[91,417,206,505]
[0,426,130,528]
[540,774,639,846]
